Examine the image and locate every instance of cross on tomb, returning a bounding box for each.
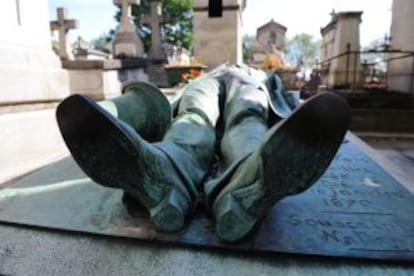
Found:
[112,0,144,58]
[141,0,169,59]
[50,7,79,60]
[113,0,140,32]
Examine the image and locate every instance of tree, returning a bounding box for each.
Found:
[113,0,193,52]
[285,33,321,71]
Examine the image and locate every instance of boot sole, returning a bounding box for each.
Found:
[56,94,187,232]
[215,92,350,242]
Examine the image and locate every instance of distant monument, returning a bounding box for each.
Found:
[112,0,144,58]
[193,0,246,69]
[320,11,363,88]
[256,19,286,50]
[388,0,414,93]
[251,19,287,68]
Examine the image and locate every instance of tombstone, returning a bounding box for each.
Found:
[141,0,168,60]
[50,7,79,60]
[320,12,363,88]
[193,0,246,69]
[388,0,414,93]
[112,0,144,58]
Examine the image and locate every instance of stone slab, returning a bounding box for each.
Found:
[0,109,69,183]
[0,134,413,261]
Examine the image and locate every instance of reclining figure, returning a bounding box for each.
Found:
[56,64,350,242]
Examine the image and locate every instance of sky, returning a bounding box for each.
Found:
[48,0,393,46]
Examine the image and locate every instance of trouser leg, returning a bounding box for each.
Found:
[206,74,350,242]
[204,75,269,208]
[157,76,222,202]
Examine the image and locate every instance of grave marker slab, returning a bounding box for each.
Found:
[0,133,413,261]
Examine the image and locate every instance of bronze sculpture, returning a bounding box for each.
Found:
[56,64,350,242]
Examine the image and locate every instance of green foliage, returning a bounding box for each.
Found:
[285,33,321,70]
[162,0,193,49]
[113,0,193,52]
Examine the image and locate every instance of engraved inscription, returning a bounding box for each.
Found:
[286,213,414,252]
[274,142,414,256]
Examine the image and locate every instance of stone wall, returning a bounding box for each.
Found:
[0,0,69,104]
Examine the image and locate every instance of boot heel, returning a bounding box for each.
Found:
[149,189,188,232]
[215,194,257,242]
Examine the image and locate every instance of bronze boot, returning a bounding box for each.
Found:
[212,92,350,242]
[95,81,171,142]
[57,81,173,218]
[56,88,216,232]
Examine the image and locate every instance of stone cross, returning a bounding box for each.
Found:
[114,0,140,32]
[141,0,168,59]
[112,0,144,58]
[50,7,79,60]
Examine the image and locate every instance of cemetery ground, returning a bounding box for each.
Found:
[0,133,413,275]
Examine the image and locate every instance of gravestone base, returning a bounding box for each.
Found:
[62,58,171,97]
[147,63,169,88]
[62,59,149,100]
[112,32,144,58]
